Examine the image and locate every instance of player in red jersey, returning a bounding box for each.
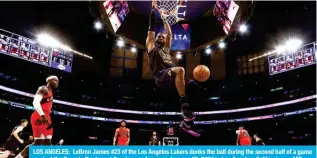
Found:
[113,120,130,146]
[15,76,59,158]
[236,126,252,146]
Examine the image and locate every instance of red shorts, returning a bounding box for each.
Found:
[30,111,53,138]
[240,138,251,146]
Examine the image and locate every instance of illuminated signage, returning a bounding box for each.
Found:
[268,42,316,75]
[157,24,191,51]
[0,29,73,73]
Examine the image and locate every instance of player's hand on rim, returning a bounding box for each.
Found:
[152,0,157,9]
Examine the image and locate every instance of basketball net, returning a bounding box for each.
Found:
[155,0,184,25]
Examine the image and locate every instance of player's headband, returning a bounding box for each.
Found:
[46,76,59,83]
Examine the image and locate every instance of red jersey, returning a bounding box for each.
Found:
[116,127,129,145]
[31,86,54,137]
[236,129,251,146]
[40,87,53,114]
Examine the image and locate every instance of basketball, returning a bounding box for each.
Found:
[193,65,210,82]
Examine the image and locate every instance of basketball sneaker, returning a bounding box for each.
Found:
[180,120,194,129]
[180,120,201,137]
[181,103,195,121]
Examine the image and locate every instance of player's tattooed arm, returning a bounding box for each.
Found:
[147,14,156,52]
[146,32,155,53]
[113,128,118,145]
[163,19,172,48]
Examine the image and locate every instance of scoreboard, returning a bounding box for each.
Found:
[268,42,316,75]
[0,29,73,72]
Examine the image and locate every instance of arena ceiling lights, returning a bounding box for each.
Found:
[94,21,103,31]
[218,42,226,49]
[203,23,248,55]
[116,38,139,53]
[176,52,182,59]
[37,33,93,60]
[205,48,212,55]
[204,39,227,55]
[284,39,303,52]
[131,47,137,53]
[238,24,248,34]
[249,38,303,61]
[117,38,124,47]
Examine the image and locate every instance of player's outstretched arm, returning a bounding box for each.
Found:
[163,18,172,48]
[146,1,156,53]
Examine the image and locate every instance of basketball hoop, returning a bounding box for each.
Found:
[154,0,184,25]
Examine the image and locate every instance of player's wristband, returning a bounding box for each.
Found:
[148,9,156,31]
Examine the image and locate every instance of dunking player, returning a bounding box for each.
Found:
[0,119,28,158]
[15,76,59,158]
[236,126,252,146]
[146,0,195,129]
[113,120,130,146]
